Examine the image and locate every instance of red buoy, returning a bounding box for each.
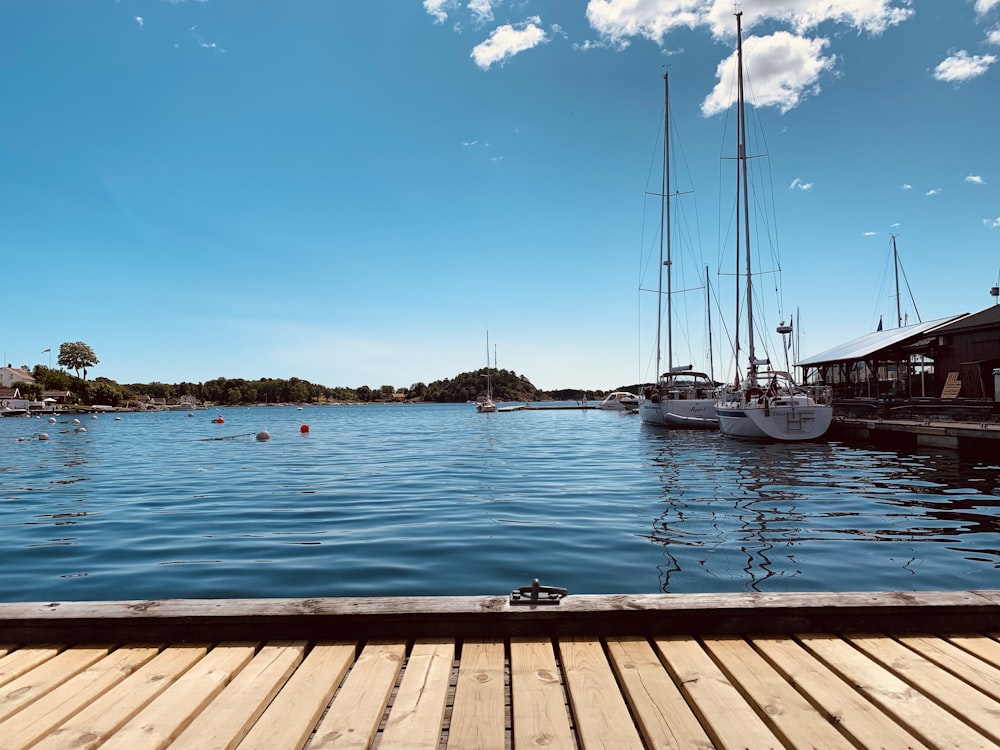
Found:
[213,416,225,424]
[300,424,309,433]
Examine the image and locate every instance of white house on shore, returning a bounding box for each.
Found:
[0,365,36,389]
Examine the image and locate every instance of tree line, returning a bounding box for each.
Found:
[15,341,609,407]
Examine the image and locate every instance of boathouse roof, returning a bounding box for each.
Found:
[798,314,965,366]
[926,303,1000,335]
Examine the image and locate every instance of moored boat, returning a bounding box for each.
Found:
[638,73,718,429]
[713,12,832,442]
[598,391,639,411]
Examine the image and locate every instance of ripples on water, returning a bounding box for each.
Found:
[0,404,996,601]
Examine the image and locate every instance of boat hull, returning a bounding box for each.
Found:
[638,398,667,426]
[716,403,832,441]
[662,398,718,429]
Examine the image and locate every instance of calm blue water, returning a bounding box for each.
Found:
[0,404,997,601]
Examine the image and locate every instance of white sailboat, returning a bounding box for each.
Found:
[475,331,496,413]
[713,12,832,442]
[638,72,718,429]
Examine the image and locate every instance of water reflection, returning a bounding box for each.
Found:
[640,427,1000,593]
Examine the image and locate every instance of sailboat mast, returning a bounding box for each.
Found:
[706,265,715,383]
[664,72,673,374]
[736,11,755,379]
[892,234,902,328]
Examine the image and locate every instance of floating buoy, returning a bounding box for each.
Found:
[300,424,309,433]
[213,416,225,424]
[48,417,56,423]
[115,416,122,421]
[187,413,193,417]
[256,430,271,441]
[39,433,49,441]
[72,418,80,425]
[16,437,24,442]
[75,427,87,433]
[91,415,98,420]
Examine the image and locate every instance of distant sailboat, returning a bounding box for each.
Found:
[475,331,496,413]
[638,72,718,429]
[712,12,832,442]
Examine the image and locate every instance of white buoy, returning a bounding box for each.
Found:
[115,416,122,421]
[75,427,87,433]
[255,430,271,441]
[48,417,56,423]
[72,418,80,425]
[38,433,49,440]
[91,415,98,420]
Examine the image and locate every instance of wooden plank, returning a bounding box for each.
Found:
[307,641,406,749]
[379,639,455,749]
[94,643,256,750]
[236,642,356,750]
[169,641,306,750]
[902,635,1000,699]
[754,636,928,750]
[654,636,785,750]
[702,636,854,749]
[0,646,159,750]
[446,640,506,750]
[509,637,574,749]
[941,371,962,398]
[948,634,1000,670]
[605,637,712,750]
[31,644,209,750]
[848,634,1000,745]
[801,633,995,749]
[3,590,998,642]
[0,646,61,687]
[559,636,643,748]
[0,646,108,724]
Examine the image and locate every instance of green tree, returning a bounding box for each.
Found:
[16,381,42,400]
[58,341,99,379]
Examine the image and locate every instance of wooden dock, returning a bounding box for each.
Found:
[0,590,998,748]
[830,416,1000,452]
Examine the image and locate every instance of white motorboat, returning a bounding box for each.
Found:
[598,391,639,411]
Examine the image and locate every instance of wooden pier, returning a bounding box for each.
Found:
[0,590,998,748]
[830,416,1000,452]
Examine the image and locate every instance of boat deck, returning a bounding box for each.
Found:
[0,591,998,749]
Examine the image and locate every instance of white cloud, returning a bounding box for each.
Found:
[471,17,548,70]
[135,16,144,30]
[900,183,912,190]
[987,28,1000,45]
[790,177,813,191]
[706,0,913,39]
[985,216,1000,228]
[468,0,497,24]
[925,188,942,196]
[863,230,878,236]
[586,0,704,45]
[702,31,835,115]
[933,50,997,83]
[966,174,986,184]
[424,0,455,24]
[975,0,1000,15]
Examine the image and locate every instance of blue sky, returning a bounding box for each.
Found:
[2,1,998,392]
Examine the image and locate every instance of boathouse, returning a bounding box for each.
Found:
[798,303,1000,401]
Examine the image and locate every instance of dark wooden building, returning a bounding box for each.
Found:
[798,304,1000,401]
